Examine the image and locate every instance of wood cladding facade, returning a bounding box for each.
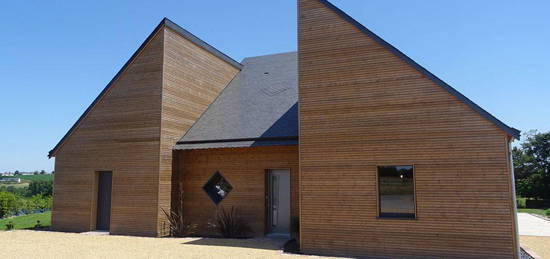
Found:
[51,4,519,258]
[51,24,238,236]
[158,27,240,233]
[173,146,299,237]
[52,29,164,236]
[298,0,518,258]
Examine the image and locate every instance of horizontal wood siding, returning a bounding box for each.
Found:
[52,24,238,237]
[298,0,517,258]
[174,146,299,237]
[52,29,165,236]
[158,27,239,235]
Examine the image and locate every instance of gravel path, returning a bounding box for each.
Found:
[520,236,549,259]
[4,229,547,258]
[518,213,550,236]
[0,230,344,259]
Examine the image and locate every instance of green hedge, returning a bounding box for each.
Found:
[0,191,51,219]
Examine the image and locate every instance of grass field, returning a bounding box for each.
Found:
[3,174,54,182]
[0,182,29,188]
[0,174,52,189]
[0,211,51,230]
[518,208,549,218]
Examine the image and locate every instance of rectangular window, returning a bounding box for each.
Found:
[378,165,415,219]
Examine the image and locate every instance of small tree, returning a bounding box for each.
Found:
[514,130,550,199]
[15,198,32,214]
[39,170,46,175]
[28,181,53,196]
[30,195,50,211]
[0,192,17,218]
[210,206,252,238]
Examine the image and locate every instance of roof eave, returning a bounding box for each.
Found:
[174,136,299,150]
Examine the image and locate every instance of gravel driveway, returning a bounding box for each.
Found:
[5,226,547,259]
[518,213,550,259]
[0,230,343,259]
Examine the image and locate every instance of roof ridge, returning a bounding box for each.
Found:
[162,18,242,69]
[317,0,520,139]
[242,51,297,60]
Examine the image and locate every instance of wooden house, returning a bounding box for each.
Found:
[48,0,521,258]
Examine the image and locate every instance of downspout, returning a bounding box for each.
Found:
[508,136,520,259]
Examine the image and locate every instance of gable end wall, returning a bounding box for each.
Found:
[52,29,165,236]
[298,0,518,258]
[52,24,239,236]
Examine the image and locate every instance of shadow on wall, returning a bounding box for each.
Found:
[251,102,298,147]
[182,237,286,250]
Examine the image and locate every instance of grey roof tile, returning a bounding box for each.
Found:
[175,52,298,150]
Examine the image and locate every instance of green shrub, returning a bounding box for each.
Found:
[210,206,251,238]
[5,221,14,230]
[30,194,52,211]
[546,209,550,217]
[15,198,32,214]
[34,220,42,229]
[162,185,196,237]
[0,186,29,197]
[0,192,17,218]
[162,207,197,237]
[517,197,526,208]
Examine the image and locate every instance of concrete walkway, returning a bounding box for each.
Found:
[518,212,550,236]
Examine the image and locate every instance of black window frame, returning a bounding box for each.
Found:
[202,171,233,205]
[377,165,416,219]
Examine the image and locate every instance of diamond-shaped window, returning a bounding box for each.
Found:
[203,171,233,205]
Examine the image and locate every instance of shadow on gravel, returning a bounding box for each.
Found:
[182,237,286,251]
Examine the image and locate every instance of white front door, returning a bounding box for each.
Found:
[268,170,290,235]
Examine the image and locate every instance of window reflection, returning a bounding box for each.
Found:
[203,171,233,205]
[378,166,415,219]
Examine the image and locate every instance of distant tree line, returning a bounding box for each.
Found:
[513,130,550,200]
[2,169,53,175]
[0,181,52,197]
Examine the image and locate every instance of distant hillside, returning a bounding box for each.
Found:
[3,174,53,182]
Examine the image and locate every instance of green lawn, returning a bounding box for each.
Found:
[518,208,549,218]
[0,211,51,230]
[3,174,54,182]
[0,182,29,188]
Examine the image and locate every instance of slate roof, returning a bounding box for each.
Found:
[174,52,298,150]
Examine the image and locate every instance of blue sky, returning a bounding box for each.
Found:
[1,0,549,172]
